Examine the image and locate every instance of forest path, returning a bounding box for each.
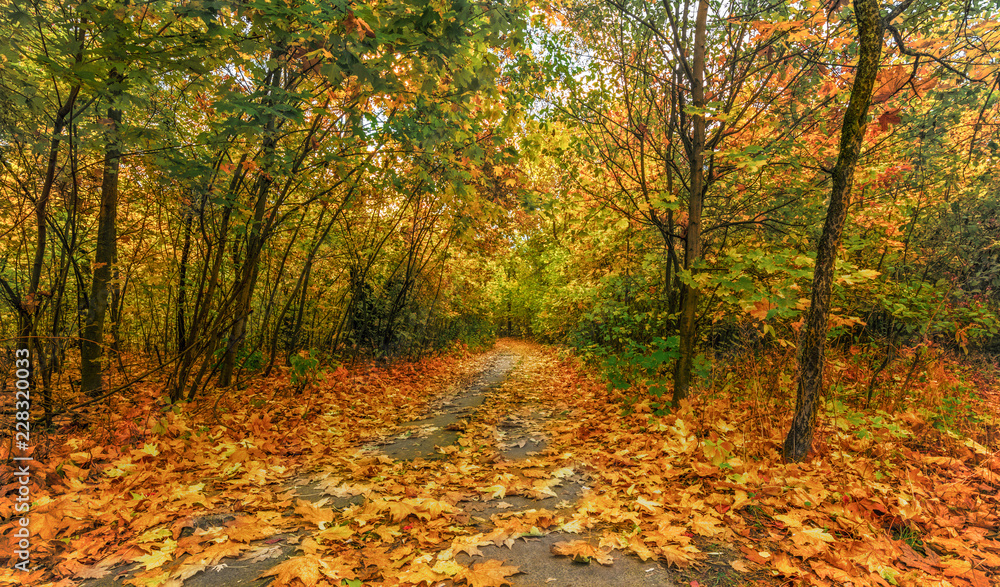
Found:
[57,340,1000,587]
[79,340,691,587]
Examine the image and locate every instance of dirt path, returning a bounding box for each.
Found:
[81,341,684,587]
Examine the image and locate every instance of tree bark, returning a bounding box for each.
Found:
[671,0,708,406]
[783,0,883,462]
[81,93,122,397]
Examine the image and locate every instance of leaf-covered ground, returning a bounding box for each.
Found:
[2,340,999,587]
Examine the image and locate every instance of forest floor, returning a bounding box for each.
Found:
[2,339,1000,587]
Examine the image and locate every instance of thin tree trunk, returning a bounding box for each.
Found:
[176,209,193,354]
[671,0,708,406]
[783,0,883,462]
[258,213,305,353]
[288,257,313,355]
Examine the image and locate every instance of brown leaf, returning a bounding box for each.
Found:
[877,108,902,132]
[730,559,751,573]
[67,561,112,580]
[551,540,614,565]
[910,76,938,98]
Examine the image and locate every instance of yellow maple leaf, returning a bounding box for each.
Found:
[260,556,321,587]
[226,516,278,542]
[431,559,464,576]
[657,543,697,568]
[792,527,835,547]
[773,513,804,529]
[397,562,446,585]
[137,549,173,571]
[293,499,336,527]
[558,518,587,533]
[477,484,507,500]
[691,513,724,537]
[167,563,207,584]
[452,534,487,557]
[456,559,520,587]
[634,496,663,513]
[769,552,802,577]
[411,497,455,520]
[374,525,402,542]
[385,500,420,522]
[196,541,250,566]
[316,525,354,542]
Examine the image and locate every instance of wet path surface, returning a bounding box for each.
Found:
[376,352,521,461]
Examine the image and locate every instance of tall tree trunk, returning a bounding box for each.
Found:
[671,0,708,406]
[81,93,122,397]
[288,256,313,356]
[217,59,285,388]
[218,164,272,387]
[783,0,883,462]
[176,208,193,354]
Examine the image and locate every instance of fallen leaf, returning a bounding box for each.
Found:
[260,556,321,587]
[457,559,521,587]
[550,540,614,565]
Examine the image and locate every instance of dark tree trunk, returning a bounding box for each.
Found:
[783,0,884,462]
[176,209,193,354]
[81,93,122,397]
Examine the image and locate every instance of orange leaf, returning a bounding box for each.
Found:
[872,65,909,103]
[769,552,802,577]
[195,541,249,566]
[628,535,655,561]
[226,516,278,542]
[690,513,724,537]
